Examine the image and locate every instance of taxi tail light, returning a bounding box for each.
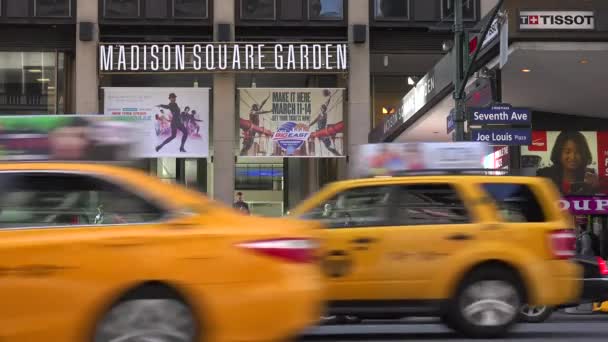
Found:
[237,238,318,263]
[597,257,608,276]
[548,229,577,260]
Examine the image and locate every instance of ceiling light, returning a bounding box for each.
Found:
[408,77,416,86]
[28,69,42,73]
[580,59,589,64]
[521,68,531,73]
[382,106,395,115]
[47,86,55,90]
[37,78,50,82]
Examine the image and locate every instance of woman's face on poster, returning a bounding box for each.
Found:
[561,139,583,170]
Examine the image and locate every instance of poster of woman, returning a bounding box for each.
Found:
[521,131,607,195]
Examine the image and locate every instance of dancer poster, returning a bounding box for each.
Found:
[238,88,345,157]
[103,87,210,158]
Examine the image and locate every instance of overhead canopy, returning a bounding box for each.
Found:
[396,41,608,142]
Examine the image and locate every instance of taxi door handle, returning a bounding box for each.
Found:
[445,233,473,241]
[350,237,376,244]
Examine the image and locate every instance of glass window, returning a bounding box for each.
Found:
[174,0,207,18]
[105,0,140,17]
[235,164,283,191]
[35,0,71,17]
[309,0,343,20]
[300,186,393,228]
[441,0,476,20]
[0,172,165,228]
[157,158,177,183]
[0,52,65,115]
[375,0,409,20]
[6,0,30,17]
[241,0,275,20]
[481,183,546,223]
[395,184,470,225]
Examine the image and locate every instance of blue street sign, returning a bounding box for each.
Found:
[468,103,531,125]
[447,108,455,134]
[471,128,532,146]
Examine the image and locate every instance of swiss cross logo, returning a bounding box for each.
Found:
[529,15,539,24]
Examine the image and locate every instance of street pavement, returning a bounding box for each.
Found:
[298,313,608,341]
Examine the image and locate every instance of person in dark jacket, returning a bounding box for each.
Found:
[536,131,599,195]
[155,93,189,153]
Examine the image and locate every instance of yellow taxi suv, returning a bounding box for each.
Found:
[290,142,581,339]
[0,162,322,342]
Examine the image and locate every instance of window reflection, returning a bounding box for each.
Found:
[241,0,275,20]
[36,0,71,17]
[375,0,409,20]
[309,0,343,20]
[0,52,64,115]
[174,0,207,18]
[105,0,140,17]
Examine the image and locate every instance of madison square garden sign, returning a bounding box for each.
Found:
[99,42,349,73]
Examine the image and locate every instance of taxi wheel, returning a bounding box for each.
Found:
[518,305,553,323]
[448,267,523,338]
[93,298,197,342]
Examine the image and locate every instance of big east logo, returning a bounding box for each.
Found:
[272,122,311,155]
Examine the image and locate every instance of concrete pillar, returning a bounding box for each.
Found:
[75,0,99,113]
[347,0,371,173]
[212,1,236,204]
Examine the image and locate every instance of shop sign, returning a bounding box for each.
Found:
[468,103,531,125]
[560,197,608,215]
[351,142,491,178]
[238,88,345,158]
[99,42,348,73]
[519,11,594,30]
[103,87,210,158]
[0,115,137,161]
[471,128,531,145]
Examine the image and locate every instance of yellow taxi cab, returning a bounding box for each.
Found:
[0,162,322,342]
[289,142,581,338]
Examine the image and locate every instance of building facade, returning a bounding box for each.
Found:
[0,0,482,215]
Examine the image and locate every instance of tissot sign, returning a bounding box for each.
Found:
[99,42,348,73]
[519,11,594,30]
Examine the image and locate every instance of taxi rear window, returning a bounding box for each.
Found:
[481,183,546,223]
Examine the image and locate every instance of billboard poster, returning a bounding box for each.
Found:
[351,142,491,178]
[0,115,137,161]
[103,87,210,158]
[238,88,345,157]
[521,130,608,196]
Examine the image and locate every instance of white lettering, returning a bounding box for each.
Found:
[597,200,608,211]
[558,200,570,210]
[312,44,322,70]
[218,44,228,70]
[257,44,265,70]
[574,200,591,211]
[143,45,147,70]
[325,44,333,70]
[130,45,140,71]
[274,44,284,70]
[175,44,185,70]
[232,44,241,69]
[245,44,255,70]
[151,45,159,71]
[336,44,347,69]
[162,45,171,71]
[192,44,202,70]
[117,45,126,71]
[100,45,113,71]
[287,44,296,70]
[300,45,309,70]
[205,44,215,70]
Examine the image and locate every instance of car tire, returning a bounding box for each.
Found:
[518,305,553,323]
[447,266,523,338]
[93,298,197,342]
